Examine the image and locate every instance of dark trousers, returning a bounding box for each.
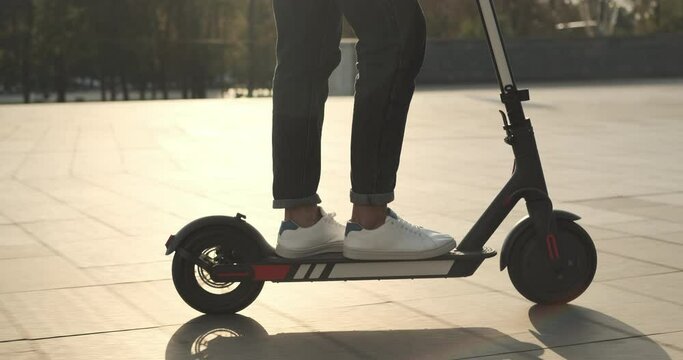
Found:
[272,0,426,209]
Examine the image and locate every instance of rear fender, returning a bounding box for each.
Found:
[164,213,274,257]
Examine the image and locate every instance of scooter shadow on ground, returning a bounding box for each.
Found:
[165,314,544,360]
[528,304,671,360]
[164,305,673,360]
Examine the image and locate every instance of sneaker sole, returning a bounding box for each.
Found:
[343,240,457,261]
[275,241,344,259]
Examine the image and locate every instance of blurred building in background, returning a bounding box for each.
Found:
[1,0,682,103]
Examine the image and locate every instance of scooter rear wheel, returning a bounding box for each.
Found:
[508,219,597,305]
[171,226,264,314]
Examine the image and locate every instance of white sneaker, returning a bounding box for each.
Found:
[344,209,456,260]
[275,207,344,259]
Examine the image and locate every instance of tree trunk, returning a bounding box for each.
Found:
[151,80,157,100]
[100,74,107,101]
[21,0,34,103]
[247,0,256,98]
[160,60,168,99]
[120,72,129,100]
[138,81,146,100]
[182,77,188,99]
[109,76,117,100]
[55,54,67,102]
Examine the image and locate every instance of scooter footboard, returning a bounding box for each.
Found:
[210,247,497,283]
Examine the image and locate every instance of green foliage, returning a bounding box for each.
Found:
[0,0,275,102]
[659,0,683,32]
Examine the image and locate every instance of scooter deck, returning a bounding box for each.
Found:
[211,247,497,283]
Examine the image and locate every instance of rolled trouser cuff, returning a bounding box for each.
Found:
[349,190,394,205]
[273,193,321,209]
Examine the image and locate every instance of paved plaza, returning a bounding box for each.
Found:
[0,80,682,359]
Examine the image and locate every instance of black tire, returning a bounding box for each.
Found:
[171,225,264,314]
[165,314,268,360]
[508,219,597,305]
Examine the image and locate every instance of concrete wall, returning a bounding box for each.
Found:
[328,34,683,94]
[418,33,683,84]
[328,39,358,96]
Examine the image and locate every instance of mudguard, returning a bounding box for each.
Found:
[165,213,275,257]
[499,210,580,271]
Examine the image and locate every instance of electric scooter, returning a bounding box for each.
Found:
[165,0,598,314]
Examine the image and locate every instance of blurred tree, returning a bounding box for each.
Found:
[657,0,683,31]
[0,0,35,102]
[32,0,89,102]
[420,0,484,39]
[0,0,681,103]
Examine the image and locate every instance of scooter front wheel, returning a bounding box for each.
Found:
[171,226,264,314]
[508,219,597,305]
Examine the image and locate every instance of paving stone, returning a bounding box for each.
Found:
[0,153,25,178]
[0,180,84,223]
[0,286,157,339]
[0,307,23,341]
[84,262,170,285]
[14,153,73,180]
[574,196,664,211]
[577,224,630,240]
[20,218,124,245]
[22,177,124,209]
[1,82,683,358]
[649,231,683,245]
[597,236,683,270]
[79,173,231,219]
[34,328,169,360]
[548,203,645,226]
[107,280,202,325]
[639,193,683,207]
[0,140,36,154]
[0,225,53,260]
[71,202,184,238]
[72,151,124,175]
[16,227,167,268]
[31,127,78,153]
[651,331,683,357]
[0,256,93,293]
[618,204,683,224]
[561,283,683,336]
[597,219,683,237]
[76,128,119,152]
[603,271,683,306]
[0,341,44,360]
[592,252,674,282]
[0,202,83,223]
[0,213,12,224]
[478,335,678,360]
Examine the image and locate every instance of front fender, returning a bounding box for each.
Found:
[499,210,581,271]
[164,213,275,257]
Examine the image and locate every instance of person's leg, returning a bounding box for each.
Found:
[340,0,455,260]
[272,0,343,226]
[339,0,426,228]
[272,0,346,259]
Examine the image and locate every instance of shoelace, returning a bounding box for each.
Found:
[393,217,427,237]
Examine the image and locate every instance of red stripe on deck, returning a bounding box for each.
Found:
[253,265,291,281]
